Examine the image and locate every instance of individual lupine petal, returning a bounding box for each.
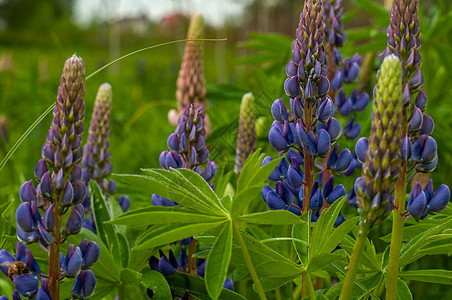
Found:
[16,202,37,232]
[331,69,343,90]
[343,117,360,140]
[409,106,423,132]
[65,204,85,235]
[353,92,370,112]
[334,149,353,173]
[118,195,131,213]
[165,150,183,169]
[284,76,299,98]
[80,240,100,269]
[201,160,217,182]
[290,97,303,119]
[415,89,427,111]
[355,137,368,164]
[275,182,293,205]
[16,226,40,245]
[37,222,54,246]
[196,146,208,164]
[72,270,96,299]
[427,185,450,213]
[13,274,39,297]
[159,255,176,276]
[41,143,54,164]
[268,124,289,152]
[317,129,331,157]
[304,130,317,156]
[317,75,330,97]
[262,157,280,182]
[318,117,341,142]
[223,278,233,291]
[167,133,179,151]
[43,205,55,233]
[326,145,339,169]
[34,159,48,182]
[54,168,64,191]
[326,185,346,205]
[62,180,74,207]
[339,98,352,116]
[271,98,289,122]
[66,246,83,277]
[197,259,206,277]
[421,136,437,164]
[334,214,346,227]
[72,181,86,205]
[35,278,51,300]
[0,249,15,276]
[402,83,411,105]
[151,194,178,207]
[410,66,423,91]
[322,176,334,199]
[345,62,360,83]
[178,247,188,269]
[317,98,334,123]
[262,186,287,210]
[286,61,297,77]
[159,151,168,169]
[309,181,323,212]
[408,191,426,221]
[401,135,412,161]
[106,179,116,196]
[419,114,434,136]
[19,180,37,203]
[287,165,303,190]
[39,171,52,198]
[305,78,314,100]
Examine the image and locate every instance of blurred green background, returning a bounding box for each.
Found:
[0,0,451,298]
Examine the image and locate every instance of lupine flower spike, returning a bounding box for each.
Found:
[168,14,210,133]
[340,54,402,300]
[4,55,100,300]
[235,92,256,176]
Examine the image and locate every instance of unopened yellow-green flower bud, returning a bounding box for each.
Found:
[357,54,402,225]
[235,93,256,175]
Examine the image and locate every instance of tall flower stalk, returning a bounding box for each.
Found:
[9,55,100,300]
[235,92,256,176]
[384,1,449,298]
[340,54,403,299]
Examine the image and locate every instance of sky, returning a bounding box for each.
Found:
[74,0,250,26]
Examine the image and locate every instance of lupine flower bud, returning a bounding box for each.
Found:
[118,195,131,213]
[65,204,85,235]
[323,0,346,48]
[223,278,234,291]
[343,116,361,140]
[317,117,341,142]
[19,180,37,203]
[13,275,39,297]
[235,93,257,175]
[72,270,96,299]
[35,278,51,300]
[327,145,352,173]
[65,246,83,277]
[79,239,100,269]
[357,55,403,225]
[170,14,209,130]
[427,184,450,213]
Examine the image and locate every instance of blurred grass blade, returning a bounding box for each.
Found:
[0,38,226,174]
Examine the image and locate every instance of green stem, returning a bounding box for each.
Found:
[386,105,408,300]
[118,284,126,300]
[304,271,316,300]
[233,223,267,300]
[386,162,407,299]
[275,287,282,300]
[339,218,371,300]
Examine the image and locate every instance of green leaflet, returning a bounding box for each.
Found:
[399,269,452,285]
[396,279,413,300]
[205,221,233,300]
[140,270,172,300]
[238,210,303,225]
[108,205,226,226]
[90,181,121,264]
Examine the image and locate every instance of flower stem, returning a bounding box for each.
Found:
[386,161,407,299]
[233,222,267,300]
[49,203,62,300]
[188,239,197,275]
[304,271,316,300]
[339,218,371,300]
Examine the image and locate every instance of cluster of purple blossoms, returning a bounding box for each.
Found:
[147,248,233,297]
[262,0,351,223]
[152,104,216,207]
[1,55,100,299]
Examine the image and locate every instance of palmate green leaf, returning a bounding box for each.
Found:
[140,270,172,300]
[307,251,347,272]
[317,216,360,255]
[206,221,233,300]
[238,210,303,225]
[167,272,246,300]
[254,260,302,279]
[90,181,121,263]
[120,268,142,284]
[310,197,346,257]
[135,222,226,250]
[399,269,452,285]
[398,216,452,267]
[117,231,130,268]
[326,270,382,300]
[66,228,121,282]
[233,151,281,216]
[396,278,413,300]
[341,234,380,272]
[108,205,226,226]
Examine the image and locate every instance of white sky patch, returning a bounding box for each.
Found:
[74,0,249,26]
